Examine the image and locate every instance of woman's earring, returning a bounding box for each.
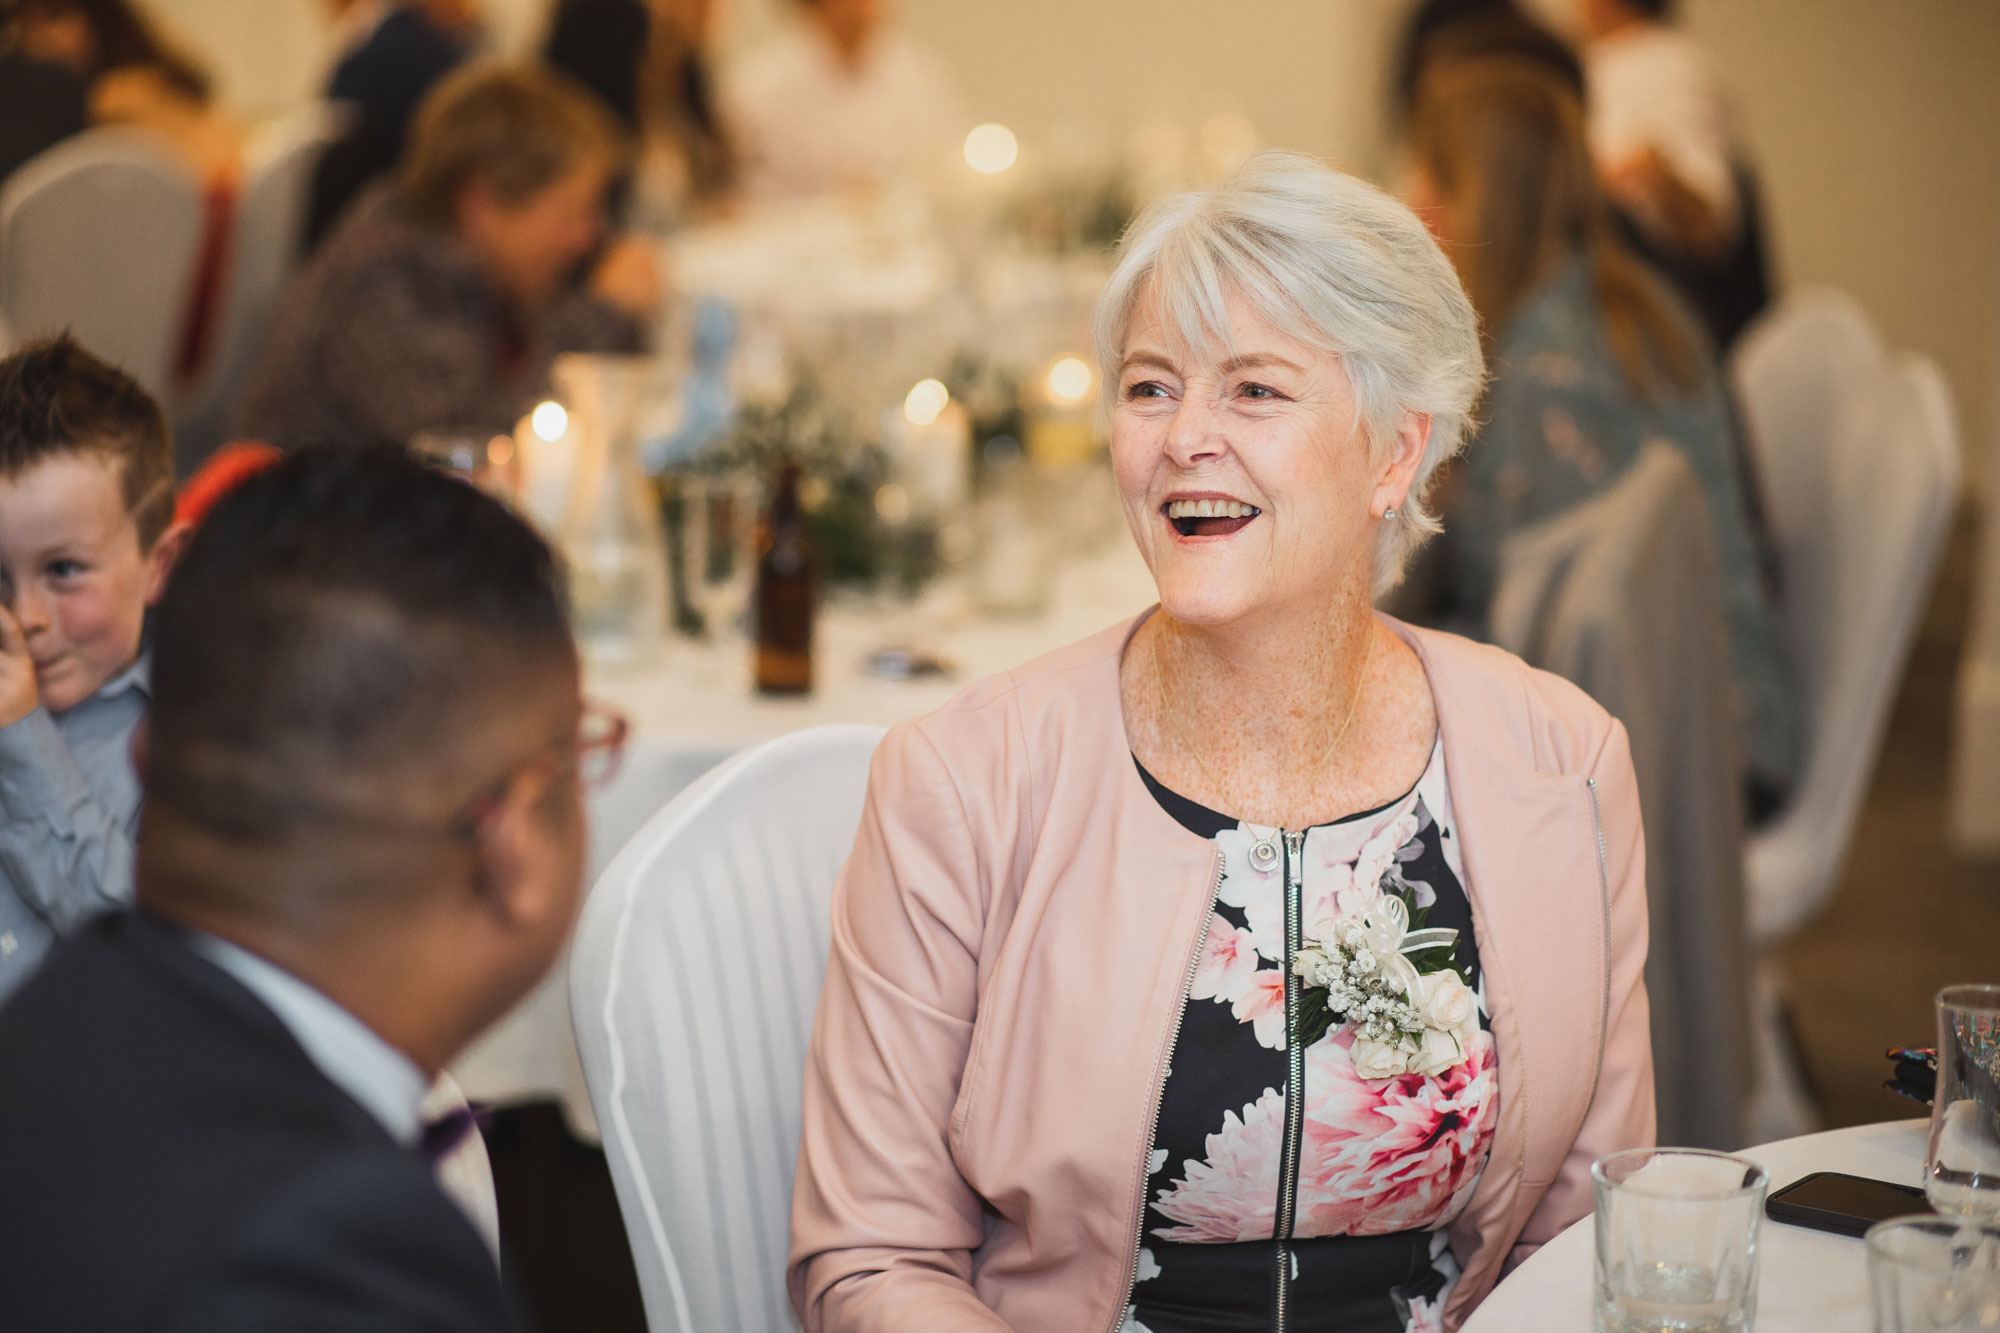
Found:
[1383,506,1398,521]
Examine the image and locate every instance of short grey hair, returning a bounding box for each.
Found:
[1093,150,1485,596]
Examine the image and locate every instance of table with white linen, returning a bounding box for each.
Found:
[1463,1119,1932,1333]
[449,539,1158,1137]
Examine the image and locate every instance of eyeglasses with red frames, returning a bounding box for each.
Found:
[574,702,630,788]
[448,701,630,841]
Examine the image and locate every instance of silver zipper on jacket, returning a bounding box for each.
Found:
[1583,778,1613,1114]
[1110,849,1224,1333]
[1272,829,1306,1333]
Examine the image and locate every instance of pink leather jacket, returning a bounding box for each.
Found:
[789,614,1655,1331]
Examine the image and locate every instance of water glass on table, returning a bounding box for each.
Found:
[1928,985,2000,1221]
[1593,1147,1769,1332]
[1865,1216,2000,1331]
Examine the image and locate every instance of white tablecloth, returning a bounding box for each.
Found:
[1463,1119,1932,1333]
[450,540,1158,1136]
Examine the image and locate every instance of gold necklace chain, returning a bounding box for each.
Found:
[1151,622,1377,833]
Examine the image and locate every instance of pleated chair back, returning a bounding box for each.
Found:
[571,724,884,1333]
[1730,291,1961,945]
[0,127,203,399]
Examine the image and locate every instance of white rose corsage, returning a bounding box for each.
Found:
[1290,893,1478,1079]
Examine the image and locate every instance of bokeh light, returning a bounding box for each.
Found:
[904,378,951,426]
[964,123,1020,175]
[1047,357,1094,404]
[530,401,568,442]
[874,483,912,525]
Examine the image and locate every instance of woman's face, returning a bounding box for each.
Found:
[459,160,610,309]
[15,9,98,76]
[1110,289,1426,629]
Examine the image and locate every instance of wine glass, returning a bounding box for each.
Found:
[1927,984,2000,1222]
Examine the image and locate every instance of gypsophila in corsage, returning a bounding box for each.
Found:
[1290,892,1479,1080]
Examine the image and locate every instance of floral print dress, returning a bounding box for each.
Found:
[1124,741,1498,1333]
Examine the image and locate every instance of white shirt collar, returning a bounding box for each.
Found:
[189,931,428,1148]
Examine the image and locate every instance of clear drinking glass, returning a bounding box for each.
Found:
[1594,1148,1769,1333]
[552,355,671,667]
[1866,1216,2000,1331]
[1928,985,2000,1221]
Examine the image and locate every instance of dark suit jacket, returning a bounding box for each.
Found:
[305,5,466,252]
[0,910,522,1333]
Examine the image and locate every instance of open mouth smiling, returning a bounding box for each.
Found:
[1164,497,1262,538]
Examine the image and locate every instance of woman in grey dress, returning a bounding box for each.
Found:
[1407,54,1798,811]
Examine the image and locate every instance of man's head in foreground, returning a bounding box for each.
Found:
[138,443,596,1074]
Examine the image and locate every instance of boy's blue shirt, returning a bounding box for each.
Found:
[0,652,148,1008]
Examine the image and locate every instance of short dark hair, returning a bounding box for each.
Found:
[146,445,574,842]
[1625,0,1674,18]
[0,334,175,547]
[401,62,625,225]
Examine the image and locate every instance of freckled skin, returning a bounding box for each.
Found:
[1113,292,1440,829]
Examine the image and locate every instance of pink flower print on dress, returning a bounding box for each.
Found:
[1351,810,1420,901]
[1231,968,1288,1050]
[1190,914,1259,1008]
[1294,1027,1499,1237]
[1214,826,1288,963]
[1300,859,1352,944]
[1150,1086,1288,1242]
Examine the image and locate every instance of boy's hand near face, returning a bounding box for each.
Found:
[0,604,39,728]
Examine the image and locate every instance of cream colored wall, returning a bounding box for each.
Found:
[1680,0,2000,486]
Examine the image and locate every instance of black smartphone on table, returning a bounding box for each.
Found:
[1765,1170,1934,1238]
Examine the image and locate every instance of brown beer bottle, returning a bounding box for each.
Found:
[753,462,815,694]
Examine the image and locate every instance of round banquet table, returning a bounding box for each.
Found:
[449,539,1159,1139]
[1462,1118,1932,1333]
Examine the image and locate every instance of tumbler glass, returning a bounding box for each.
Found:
[1594,1148,1769,1333]
[1866,1216,2000,1331]
[1928,985,2000,1221]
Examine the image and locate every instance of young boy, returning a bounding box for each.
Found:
[0,336,186,1007]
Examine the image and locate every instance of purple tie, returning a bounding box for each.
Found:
[419,1102,492,1163]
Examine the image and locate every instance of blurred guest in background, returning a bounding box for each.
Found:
[723,0,959,202]
[543,0,735,226]
[304,0,471,252]
[1391,0,1582,126]
[6,0,239,183]
[1408,57,1798,810]
[238,63,661,454]
[790,152,1653,1332]
[1575,0,1771,351]
[0,445,598,1331]
[5,0,243,387]
[0,336,186,1008]
[0,1,87,184]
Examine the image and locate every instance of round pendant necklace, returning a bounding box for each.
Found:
[1151,621,1377,862]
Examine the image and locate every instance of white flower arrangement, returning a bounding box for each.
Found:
[1290,894,1476,1079]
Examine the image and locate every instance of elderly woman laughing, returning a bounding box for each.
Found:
[788,151,1654,1333]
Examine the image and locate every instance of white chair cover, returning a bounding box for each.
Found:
[1730,291,1962,946]
[0,128,203,399]
[570,724,884,1333]
[453,739,740,1142]
[1731,293,1960,1142]
[176,102,350,469]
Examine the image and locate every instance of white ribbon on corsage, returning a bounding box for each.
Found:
[1333,895,1460,1004]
